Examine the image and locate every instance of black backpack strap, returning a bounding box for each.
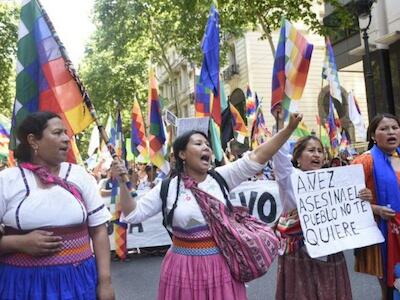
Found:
[160,177,173,238]
[160,171,233,237]
[207,170,234,211]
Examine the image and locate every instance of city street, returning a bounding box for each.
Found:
[111,249,381,300]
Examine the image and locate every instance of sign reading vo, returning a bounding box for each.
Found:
[229,180,282,226]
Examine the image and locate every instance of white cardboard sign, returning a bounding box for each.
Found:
[291,165,384,258]
[176,117,209,137]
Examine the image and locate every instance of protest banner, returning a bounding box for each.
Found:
[109,179,282,249]
[229,180,281,226]
[291,165,384,258]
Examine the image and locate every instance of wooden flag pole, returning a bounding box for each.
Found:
[37,0,135,194]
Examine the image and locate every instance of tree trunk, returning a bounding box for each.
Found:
[148,16,180,116]
[257,14,276,58]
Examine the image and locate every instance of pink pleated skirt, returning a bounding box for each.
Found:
[157,225,247,300]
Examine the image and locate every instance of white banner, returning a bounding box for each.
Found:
[109,180,282,250]
[291,165,384,258]
[229,180,281,226]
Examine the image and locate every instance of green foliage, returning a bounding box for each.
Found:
[0,2,19,117]
[80,0,353,146]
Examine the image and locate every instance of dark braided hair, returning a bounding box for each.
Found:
[166,130,210,226]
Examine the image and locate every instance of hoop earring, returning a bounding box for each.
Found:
[33,147,38,156]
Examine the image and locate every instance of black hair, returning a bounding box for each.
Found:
[292,135,324,168]
[172,130,209,173]
[14,111,61,162]
[367,113,400,150]
[169,130,210,216]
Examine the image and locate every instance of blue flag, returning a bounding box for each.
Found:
[199,5,219,97]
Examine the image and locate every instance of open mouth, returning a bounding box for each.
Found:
[200,154,210,163]
[387,137,397,143]
[59,146,68,153]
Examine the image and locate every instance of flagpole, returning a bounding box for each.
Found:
[319,58,325,142]
[37,0,134,193]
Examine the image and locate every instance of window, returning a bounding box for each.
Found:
[323,3,360,45]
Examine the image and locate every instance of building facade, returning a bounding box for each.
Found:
[326,0,400,120]
[157,6,370,144]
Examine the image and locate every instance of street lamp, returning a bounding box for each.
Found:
[355,0,376,117]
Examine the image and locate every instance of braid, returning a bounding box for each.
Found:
[175,174,181,204]
[167,173,181,228]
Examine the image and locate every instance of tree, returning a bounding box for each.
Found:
[174,0,353,58]
[81,0,353,120]
[0,2,19,117]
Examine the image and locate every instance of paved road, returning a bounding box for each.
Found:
[111,249,381,300]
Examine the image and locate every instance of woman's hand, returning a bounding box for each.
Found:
[287,113,303,131]
[111,159,128,183]
[271,104,285,130]
[358,188,372,202]
[378,205,396,220]
[97,281,115,300]
[20,230,63,256]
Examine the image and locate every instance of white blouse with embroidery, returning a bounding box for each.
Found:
[0,162,111,230]
[121,153,265,229]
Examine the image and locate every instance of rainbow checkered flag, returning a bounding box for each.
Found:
[11,0,93,163]
[271,19,313,115]
[245,85,256,117]
[195,77,212,117]
[339,131,349,153]
[230,104,248,138]
[111,111,128,260]
[148,69,170,174]
[131,98,148,158]
[326,97,339,152]
[339,131,356,157]
[322,38,342,103]
[111,179,128,261]
[199,5,220,119]
[198,5,224,161]
[250,106,271,150]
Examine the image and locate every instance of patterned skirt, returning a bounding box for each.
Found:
[275,247,352,300]
[158,225,247,300]
[0,225,97,300]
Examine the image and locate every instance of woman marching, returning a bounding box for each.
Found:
[352,113,400,300]
[272,105,372,300]
[111,113,303,300]
[0,112,114,299]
